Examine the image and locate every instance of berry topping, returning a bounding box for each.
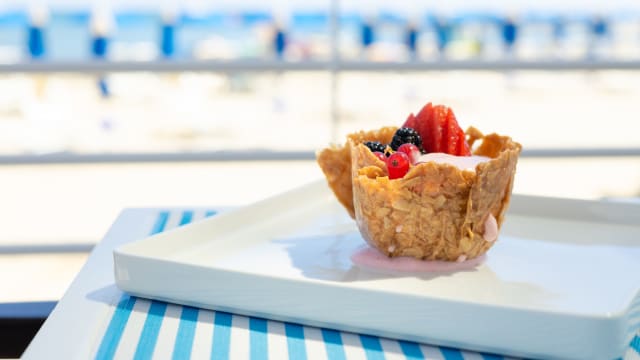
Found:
[364,141,386,153]
[386,152,410,179]
[404,112,418,130]
[406,103,471,156]
[390,127,423,151]
[397,143,421,164]
[372,151,386,163]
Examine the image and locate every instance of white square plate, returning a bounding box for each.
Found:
[114,180,640,360]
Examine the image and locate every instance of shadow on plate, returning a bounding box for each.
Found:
[273,231,485,282]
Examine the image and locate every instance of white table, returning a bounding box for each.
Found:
[23,208,175,359]
[23,206,640,359]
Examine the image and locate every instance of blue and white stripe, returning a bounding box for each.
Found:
[94,210,640,360]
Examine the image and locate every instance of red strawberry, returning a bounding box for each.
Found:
[457,127,471,156]
[445,109,471,156]
[433,105,449,153]
[414,103,434,152]
[403,112,417,130]
[445,108,460,155]
[405,102,471,156]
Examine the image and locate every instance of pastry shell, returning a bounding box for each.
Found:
[317,126,521,261]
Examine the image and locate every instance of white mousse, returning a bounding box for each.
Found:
[417,153,490,171]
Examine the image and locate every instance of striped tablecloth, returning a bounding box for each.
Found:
[93,210,640,360]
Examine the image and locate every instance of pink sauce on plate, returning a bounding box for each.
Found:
[351,246,486,274]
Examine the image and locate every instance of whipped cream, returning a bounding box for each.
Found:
[416,153,490,171]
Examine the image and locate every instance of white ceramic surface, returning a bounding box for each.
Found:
[114,180,640,360]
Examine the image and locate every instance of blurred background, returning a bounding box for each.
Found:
[1,0,640,337]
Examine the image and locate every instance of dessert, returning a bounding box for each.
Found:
[317,102,521,262]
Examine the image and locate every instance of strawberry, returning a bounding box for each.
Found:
[457,127,471,156]
[404,102,471,156]
[413,103,434,152]
[443,108,455,154]
[403,112,418,130]
[432,105,448,153]
[419,103,434,139]
[446,108,472,156]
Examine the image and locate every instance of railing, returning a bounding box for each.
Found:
[2,0,640,164]
[3,59,640,73]
[1,147,640,165]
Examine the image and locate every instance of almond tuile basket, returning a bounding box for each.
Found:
[317,126,522,261]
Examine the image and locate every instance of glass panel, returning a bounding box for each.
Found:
[0,1,639,311]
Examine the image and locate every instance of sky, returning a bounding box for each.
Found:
[2,0,640,17]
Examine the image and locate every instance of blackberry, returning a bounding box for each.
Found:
[363,141,386,153]
[390,127,422,151]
